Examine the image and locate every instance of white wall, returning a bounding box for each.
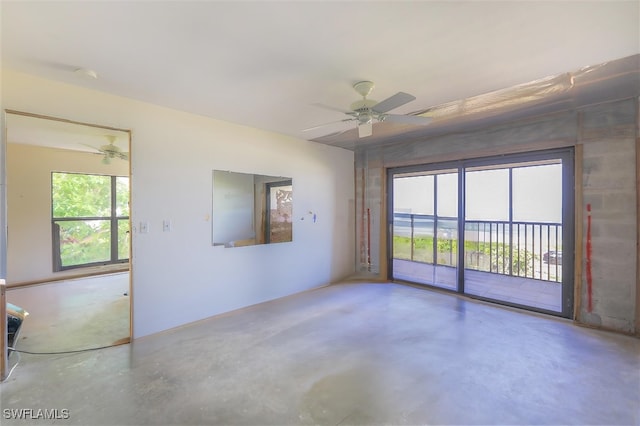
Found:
[1,70,355,338]
[6,143,129,283]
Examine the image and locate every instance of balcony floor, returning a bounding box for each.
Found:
[393,259,562,313]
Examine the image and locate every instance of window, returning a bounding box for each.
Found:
[264,180,293,244]
[52,172,129,271]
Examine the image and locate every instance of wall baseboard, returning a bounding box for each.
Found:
[6,266,130,289]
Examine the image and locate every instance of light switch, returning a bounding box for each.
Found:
[140,221,149,233]
[163,220,172,232]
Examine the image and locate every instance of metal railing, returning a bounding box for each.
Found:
[393,213,562,282]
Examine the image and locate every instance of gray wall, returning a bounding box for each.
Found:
[355,98,638,334]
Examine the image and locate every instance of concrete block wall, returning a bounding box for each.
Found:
[355,148,384,275]
[354,98,638,334]
[579,100,637,333]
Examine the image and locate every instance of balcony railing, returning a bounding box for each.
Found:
[393,213,562,282]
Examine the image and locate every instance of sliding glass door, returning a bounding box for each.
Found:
[389,149,574,317]
[391,168,458,290]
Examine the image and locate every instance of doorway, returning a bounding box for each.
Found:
[3,111,132,352]
[389,149,574,317]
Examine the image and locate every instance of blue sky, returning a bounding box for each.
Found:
[394,163,563,223]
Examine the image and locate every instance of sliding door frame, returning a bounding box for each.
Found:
[387,160,461,287]
[387,147,575,318]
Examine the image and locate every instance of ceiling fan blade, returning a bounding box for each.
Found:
[311,102,356,115]
[372,92,416,113]
[358,122,373,138]
[310,125,358,140]
[302,118,354,132]
[382,114,433,126]
[81,143,101,152]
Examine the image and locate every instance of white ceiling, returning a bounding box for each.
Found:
[2,1,639,149]
[5,112,130,155]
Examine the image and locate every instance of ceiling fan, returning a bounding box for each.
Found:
[83,135,128,164]
[305,81,432,138]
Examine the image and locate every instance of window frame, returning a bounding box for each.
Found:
[264,179,293,244]
[51,172,130,271]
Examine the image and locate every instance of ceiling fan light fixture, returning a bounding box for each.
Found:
[358,121,373,138]
[358,111,373,125]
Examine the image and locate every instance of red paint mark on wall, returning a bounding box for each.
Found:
[360,168,366,266]
[586,203,593,312]
[366,208,371,269]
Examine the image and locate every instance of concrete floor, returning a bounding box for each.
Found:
[1,281,639,425]
[6,273,130,352]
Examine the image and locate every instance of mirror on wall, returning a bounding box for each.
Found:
[3,111,132,354]
[212,170,292,247]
